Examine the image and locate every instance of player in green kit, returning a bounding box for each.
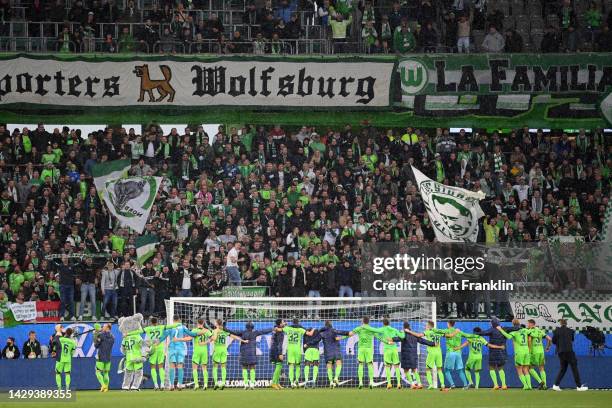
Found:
[54,328,77,391]
[497,320,532,390]
[364,318,404,390]
[138,317,181,390]
[527,319,552,389]
[441,320,468,389]
[211,319,246,390]
[279,318,313,388]
[456,328,505,389]
[349,316,377,389]
[185,319,213,390]
[406,321,448,391]
[121,330,146,390]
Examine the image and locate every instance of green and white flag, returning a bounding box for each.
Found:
[91,159,132,197]
[412,166,485,242]
[135,235,159,265]
[100,176,162,234]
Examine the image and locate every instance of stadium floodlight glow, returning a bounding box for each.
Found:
[164,297,437,389]
[529,129,551,133]
[449,128,473,133]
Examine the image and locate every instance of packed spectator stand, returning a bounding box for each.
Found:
[0,0,611,54]
[0,122,609,323]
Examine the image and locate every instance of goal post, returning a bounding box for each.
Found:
[164,297,436,388]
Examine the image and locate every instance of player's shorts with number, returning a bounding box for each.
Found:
[126,360,143,371]
[530,352,545,366]
[287,348,302,364]
[358,348,374,363]
[465,356,482,371]
[514,352,530,366]
[305,348,320,362]
[169,350,186,364]
[96,361,111,371]
[383,349,400,365]
[426,349,443,369]
[193,349,209,365]
[213,349,228,364]
[55,361,71,373]
[444,351,464,370]
[149,348,165,364]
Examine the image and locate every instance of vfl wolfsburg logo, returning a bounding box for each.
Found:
[107,177,158,218]
[399,58,428,95]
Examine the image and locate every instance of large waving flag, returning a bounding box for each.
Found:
[91,159,131,196]
[412,166,485,242]
[93,160,161,233]
[136,235,159,265]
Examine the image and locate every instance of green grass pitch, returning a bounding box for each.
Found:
[8,389,610,408]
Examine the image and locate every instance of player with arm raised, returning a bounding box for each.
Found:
[93,323,115,392]
[319,320,351,388]
[348,316,377,389]
[302,329,322,388]
[497,319,532,390]
[364,318,404,389]
[211,319,247,390]
[478,318,519,390]
[442,320,468,389]
[159,316,192,391]
[227,321,274,389]
[142,317,181,390]
[120,328,146,391]
[54,328,77,391]
[396,322,435,389]
[269,319,286,389]
[183,319,213,390]
[527,319,552,390]
[406,320,447,391]
[456,328,505,389]
[279,318,313,388]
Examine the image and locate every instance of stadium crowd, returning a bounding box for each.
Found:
[1,0,611,53]
[0,121,609,322]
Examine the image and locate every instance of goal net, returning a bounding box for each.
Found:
[164,297,436,388]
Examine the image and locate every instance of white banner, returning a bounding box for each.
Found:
[9,301,37,321]
[0,57,393,108]
[510,299,612,331]
[101,176,162,233]
[412,166,485,242]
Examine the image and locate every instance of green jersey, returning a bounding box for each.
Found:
[528,327,547,354]
[499,327,530,353]
[213,329,233,351]
[442,328,462,352]
[423,328,445,351]
[368,325,404,350]
[466,335,488,358]
[283,326,307,350]
[121,334,143,361]
[191,328,212,351]
[57,337,77,363]
[352,325,376,350]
